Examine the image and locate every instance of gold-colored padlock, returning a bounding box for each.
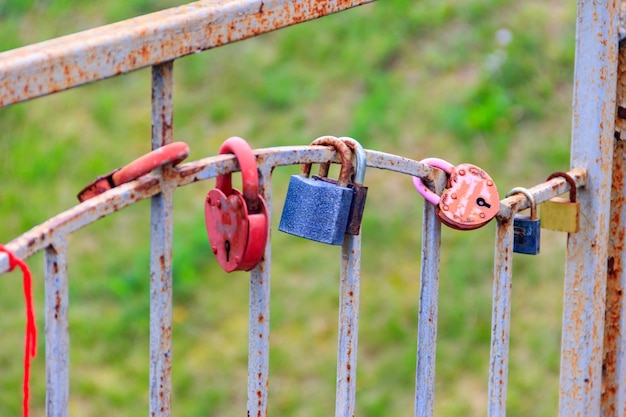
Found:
[540,172,580,233]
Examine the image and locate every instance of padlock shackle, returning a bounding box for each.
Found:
[215,136,261,212]
[113,141,190,185]
[77,141,190,202]
[546,171,577,203]
[412,158,455,205]
[338,137,366,185]
[302,136,353,187]
[506,187,537,220]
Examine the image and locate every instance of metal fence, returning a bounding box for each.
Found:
[0,0,623,416]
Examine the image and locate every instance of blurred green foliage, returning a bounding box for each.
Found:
[0,0,575,416]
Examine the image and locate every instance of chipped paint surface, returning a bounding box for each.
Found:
[488,217,514,417]
[414,195,442,417]
[601,41,626,416]
[149,62,174,417]
[0,0,375,107]
[560,0,618,416]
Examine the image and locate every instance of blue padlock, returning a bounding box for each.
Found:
[279,137,355,245]
[506,187,540,255]
[309,137,368,235]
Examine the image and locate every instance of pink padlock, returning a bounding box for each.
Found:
[413,158,500,230]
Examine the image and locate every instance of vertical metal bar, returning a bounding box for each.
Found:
[149,61,174,417]
[44,238,69,417]
[488,218,514,417]
[414,200,442,417]
[334,233,361,417]
[601,42,626,416]
[560,1,618,415]
[247,164,272,417]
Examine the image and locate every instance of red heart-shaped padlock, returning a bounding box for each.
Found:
[205,137,268,272]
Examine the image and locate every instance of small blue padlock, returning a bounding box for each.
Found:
[279,136,355,245]
[506,187,540,255]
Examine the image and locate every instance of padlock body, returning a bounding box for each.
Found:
[540,197,580,233]
[437,163,500,230]
[512,214,541,255]
[205,188,250,272]
[311,175,368,235]
[279,175,353,245]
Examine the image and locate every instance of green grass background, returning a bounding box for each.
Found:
[0,0,576,415]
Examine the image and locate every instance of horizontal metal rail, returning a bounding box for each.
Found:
[0,148,588,274]
[0,147,445,272]
[0,0,376,107]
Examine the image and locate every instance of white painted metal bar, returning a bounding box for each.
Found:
[0,0,376,107]
[44,238,69,417]
[334,137,365,417]
[559,0,618,414]
[247,163,272,417]
[149,61,175,417]
[414,185,443,417]
[601,42,626,416]
[488,217,514,417]
[335,230,362,416]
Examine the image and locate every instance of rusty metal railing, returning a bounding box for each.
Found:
[1,0,625,416]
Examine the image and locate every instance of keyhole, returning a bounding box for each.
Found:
[225,240,231,262]
[476,197,491,209]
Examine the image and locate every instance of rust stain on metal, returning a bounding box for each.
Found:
[0,0,376,106]
[54,290,61,320]
[602,135,626,412]
[617,46,626,139]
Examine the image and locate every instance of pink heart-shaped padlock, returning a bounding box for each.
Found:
[413,159,499,230]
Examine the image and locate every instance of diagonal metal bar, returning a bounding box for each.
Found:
[0,0,376,107]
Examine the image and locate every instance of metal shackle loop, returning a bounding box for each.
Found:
[546,171,577,202]
[302,136,354,187]
[412,158,455,205]
[77,141,190,202]
[338,136,366,185]
[506,187,537,220]
[215,136,261,212]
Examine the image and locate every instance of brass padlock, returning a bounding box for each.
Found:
[540,172,580,233]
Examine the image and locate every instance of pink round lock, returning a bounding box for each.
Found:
[412,158,500,231]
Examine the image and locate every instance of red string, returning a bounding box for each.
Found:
[0,245,37,417]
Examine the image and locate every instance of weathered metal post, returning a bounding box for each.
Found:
[560,1,618,415]
[601,34,626,416]
[149,61,175,417]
